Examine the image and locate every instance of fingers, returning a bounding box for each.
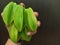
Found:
[20,3,40,36]
[20,3,41,27]
[37,21,41,27]
[27,12,41,36]
[27,32,32,36]
[27,31,37,36]
[20,3,39,17]
[27,21,41,36]
[1,12,3,16]
[27,19,41,36]
[20,3,25,7]
[34,12,41,26]
[34,12,39,17]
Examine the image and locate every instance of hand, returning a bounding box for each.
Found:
[5,39,21,45]
[20,3,41,36]
[27,12,40,36]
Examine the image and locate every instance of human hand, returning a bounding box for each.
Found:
[20,3,41,36]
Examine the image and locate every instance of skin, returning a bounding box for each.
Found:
[2,3,41,45]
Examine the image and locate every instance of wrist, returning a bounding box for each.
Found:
[5,39,21,45]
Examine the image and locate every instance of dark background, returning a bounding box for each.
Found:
[0,0,60,45]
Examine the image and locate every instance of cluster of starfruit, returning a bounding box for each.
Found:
[1,2,38,43]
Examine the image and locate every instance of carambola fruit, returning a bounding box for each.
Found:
[21,26,31,41]
[14,5,23,32]
[2,2,17,26]
[25,8,38,31]
[9,24,18,43]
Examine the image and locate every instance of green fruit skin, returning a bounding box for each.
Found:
[21,27,31,41]
[25,8,38,31]
[2,2,16,26]
[9,24,18,43]
[2,1,37,42]
[14,5,23,32]
[20,9,31,41]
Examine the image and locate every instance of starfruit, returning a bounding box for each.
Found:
[2,2,17,26]
[25,8,38,31]
[9,24,18,43]
[14,5,23,32]
[20,9,31,41]
[21,26,31,41]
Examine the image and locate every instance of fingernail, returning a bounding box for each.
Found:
[37,21,41,27]
[20,3,25,7]
[27,32,31,36]
[34,12,39,17]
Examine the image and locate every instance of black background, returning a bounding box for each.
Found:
[0,0,60,45]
